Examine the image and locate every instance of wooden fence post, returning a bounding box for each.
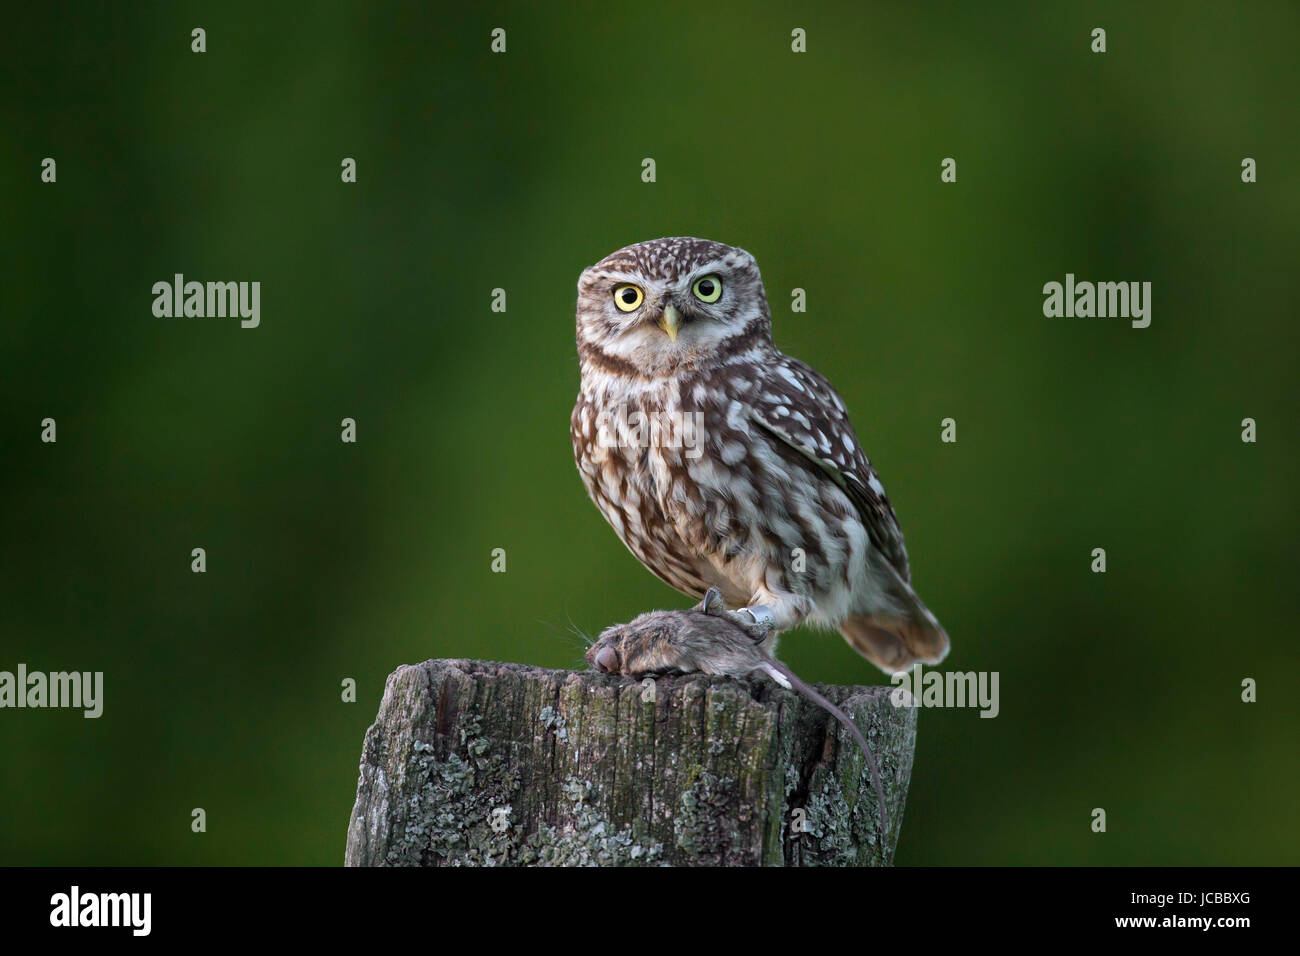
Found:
[346,658,915,866]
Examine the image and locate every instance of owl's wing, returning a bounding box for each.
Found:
[747,356,911,583]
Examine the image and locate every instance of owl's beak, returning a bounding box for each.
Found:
[657,303,682,342]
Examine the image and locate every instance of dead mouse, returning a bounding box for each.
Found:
[585,587,889,840]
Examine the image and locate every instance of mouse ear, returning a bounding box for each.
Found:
[696,586,727,617]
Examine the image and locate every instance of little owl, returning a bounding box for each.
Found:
[571,237,949,677]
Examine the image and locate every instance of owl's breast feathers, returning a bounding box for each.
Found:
[572,350,910,605]
[571,374,715,597]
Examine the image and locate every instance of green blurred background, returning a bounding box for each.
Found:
[2,1,1297,865]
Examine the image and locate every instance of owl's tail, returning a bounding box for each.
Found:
[839,604,950,675]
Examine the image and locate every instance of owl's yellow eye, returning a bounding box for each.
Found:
[612,284,644,312]
[692,275,723,303]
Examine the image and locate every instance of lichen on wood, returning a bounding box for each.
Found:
[345,658,916,866]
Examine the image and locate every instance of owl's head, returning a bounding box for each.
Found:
[576,237,773,377]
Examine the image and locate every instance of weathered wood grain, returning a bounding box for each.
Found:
[345,658,916,866]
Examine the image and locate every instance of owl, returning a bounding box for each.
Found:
[570,237,949,675]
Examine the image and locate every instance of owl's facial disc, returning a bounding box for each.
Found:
[657,303,682,342]
[576,239,775,375]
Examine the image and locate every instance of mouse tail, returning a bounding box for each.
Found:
[756,659,889,842]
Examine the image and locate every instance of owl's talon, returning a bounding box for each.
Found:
[691,588,775,641]
[695,587,727,616]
